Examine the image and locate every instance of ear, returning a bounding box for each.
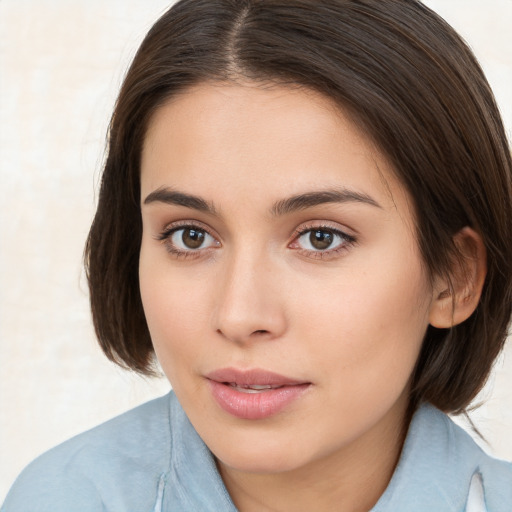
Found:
[429,227,487,328]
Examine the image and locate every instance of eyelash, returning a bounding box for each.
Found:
[156,221,357,260]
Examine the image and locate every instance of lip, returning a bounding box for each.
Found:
[206,367,311,420]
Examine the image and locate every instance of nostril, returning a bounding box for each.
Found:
[253,330,269,335]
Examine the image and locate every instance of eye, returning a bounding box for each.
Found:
[299,229,340,251]
[171,227,213,250]
[289,225,356,258]
[158,224,220,256]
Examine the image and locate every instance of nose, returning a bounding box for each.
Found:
[212,250,287,345]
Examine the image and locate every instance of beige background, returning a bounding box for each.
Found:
[1,0,511,501]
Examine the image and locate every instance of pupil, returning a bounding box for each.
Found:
[310,230,333,250]
[182,228,205,249]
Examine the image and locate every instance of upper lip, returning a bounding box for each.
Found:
[206,367,309,387]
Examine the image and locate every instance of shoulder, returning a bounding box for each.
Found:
[434,407,512,491]
[1,393,173,512]
[438,408,512,510]
[373,404,512,512]
[424,406,512,510]
[445,415,512,511]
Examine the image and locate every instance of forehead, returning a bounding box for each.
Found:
[140,82,411,219]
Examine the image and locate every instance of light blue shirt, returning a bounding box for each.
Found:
[2,392,511,511]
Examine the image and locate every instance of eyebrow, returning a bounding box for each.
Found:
[143,187,218,215]
[143,186,381,216]
[270,189,381,216]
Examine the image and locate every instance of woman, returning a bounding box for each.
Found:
[3,0,511,510]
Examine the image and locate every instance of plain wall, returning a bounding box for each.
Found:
[1,0,511,501]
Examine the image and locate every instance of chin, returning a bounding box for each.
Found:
[210,430,319,475]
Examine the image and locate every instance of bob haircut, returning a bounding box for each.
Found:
[85,0,512,414]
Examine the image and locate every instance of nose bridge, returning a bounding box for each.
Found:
[213,244,286,343]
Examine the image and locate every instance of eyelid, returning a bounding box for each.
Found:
[290,221,356,240]
[158,218,217,235]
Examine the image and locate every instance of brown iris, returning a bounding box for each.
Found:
[310,229,334,250]
[181,228,206,249]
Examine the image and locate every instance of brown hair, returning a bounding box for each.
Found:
[85,0,512,413]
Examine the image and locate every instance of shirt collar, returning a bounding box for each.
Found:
[165,394,501,511]
[371,403,482,511]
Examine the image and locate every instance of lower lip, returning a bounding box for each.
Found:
[207,380,310,420]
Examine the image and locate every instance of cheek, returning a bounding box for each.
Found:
[138,247,210,372]
[294,247,432,388]
[288,263,430,442]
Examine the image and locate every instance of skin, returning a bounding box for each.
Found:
[138,82,478,511]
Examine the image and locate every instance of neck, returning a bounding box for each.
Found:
[218,396,411,512]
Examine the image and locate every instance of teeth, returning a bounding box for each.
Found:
[228,383,281,393]
[236,387,266,394]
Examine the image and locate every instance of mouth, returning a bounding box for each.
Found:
[205,368,311,420]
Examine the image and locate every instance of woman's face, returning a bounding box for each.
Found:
[139,83,436,475]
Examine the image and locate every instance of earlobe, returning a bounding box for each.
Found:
[429,227,487,329]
